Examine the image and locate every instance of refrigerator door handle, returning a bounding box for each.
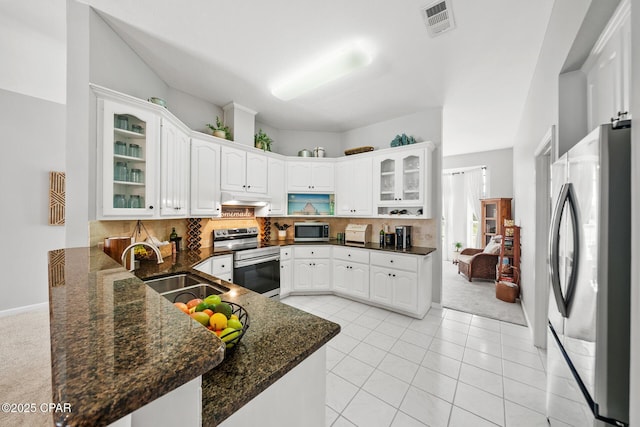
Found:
[548,183,581,317]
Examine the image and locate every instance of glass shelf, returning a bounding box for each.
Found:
[114,154,145,163]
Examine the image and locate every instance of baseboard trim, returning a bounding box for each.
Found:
[520,298,535,340]
[0,302,48,318]
[431,302,443,309]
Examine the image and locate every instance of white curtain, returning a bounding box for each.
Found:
[465,168,484,248]
[442,173,467,260]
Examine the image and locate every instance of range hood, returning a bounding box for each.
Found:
[220,191,272,207]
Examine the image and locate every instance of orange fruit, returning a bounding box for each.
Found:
[203,309,214,317]
[174,302,189,314]
[186,298,203,309]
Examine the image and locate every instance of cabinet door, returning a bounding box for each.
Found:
[190,138,221,217]
[280,259,292,297]
[311,163,335,192]
[400,151,424,204]
[370,266,393,306]
[332,261,349,294]
[267,158,286,215]
[350,263,370,299]
[287,162,312,191]
[392,270,418,313]
[160,119,189,217]
[246,152,268,194]
[335,162,353,215]
[221,146,247,191]
[100,99,157,218]
[193,258,212,275]
[211,255,233,282]
[293,260,314,290]
[352,158,373,215]
[312,260,331,290]
[375,156,397,203]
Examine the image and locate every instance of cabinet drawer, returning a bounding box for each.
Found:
[280,247,292,260]
[211,255,232,275]
[332,246,369,264]
[294,246,331,259]
[370,252,417,271]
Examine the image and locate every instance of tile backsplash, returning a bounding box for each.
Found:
[90,217,436,249]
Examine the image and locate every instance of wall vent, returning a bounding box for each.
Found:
[422,0,455,37]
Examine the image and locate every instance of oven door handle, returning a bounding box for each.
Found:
[234,254,280,268]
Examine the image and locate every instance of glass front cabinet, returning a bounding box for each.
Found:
[99,98,158,218]
[374,148,429,217]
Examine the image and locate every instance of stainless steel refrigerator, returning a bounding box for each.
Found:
[546,124,630,427]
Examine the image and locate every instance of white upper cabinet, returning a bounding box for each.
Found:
[266,157,286,215]
[160,118,190,217]
[336,157,372,216]
[98,97,158,219]
[585,2,631,130]
[373,146,432,218]
[190,138,221,217]
[287,161,335,192]
[221,146,267,194]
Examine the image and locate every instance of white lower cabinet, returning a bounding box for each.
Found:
[284,245,433,318]
[280,248,293,297]
[292,247,331,292]
[194,255,233,282]
[332,247,369,299]
[370,266,418,313]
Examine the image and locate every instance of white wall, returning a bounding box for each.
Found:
[629,0,640,424]
[511,0,591,339]
[443,148,514,199]
[0,0,67,312]
[168,87,223,135]
[0,1,66,104]
[275,129,342,157]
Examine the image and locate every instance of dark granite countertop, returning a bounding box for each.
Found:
[49,247,340,426]
[266,238,437,256]
[48,248,226,427]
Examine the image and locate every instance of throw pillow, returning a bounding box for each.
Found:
[483,241,501,254]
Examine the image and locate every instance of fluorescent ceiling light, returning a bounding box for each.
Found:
[271,41,373,101]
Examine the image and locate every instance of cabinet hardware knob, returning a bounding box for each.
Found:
[388,273,391,277]
[393,274,396,277]
[348,254,351,257]
[149,206,154,209]
[248,185,251,188]
[390,260,394,263]
[281,266,284,269]
[311,251,314,254]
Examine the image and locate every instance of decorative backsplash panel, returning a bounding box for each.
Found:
[49,171,65,226]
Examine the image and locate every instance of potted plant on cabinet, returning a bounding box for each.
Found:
[206,116,232,140]
[254,128,273,151]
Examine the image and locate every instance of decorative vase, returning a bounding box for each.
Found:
[278,230,287,241]
[255,141,264,150]
[213,130,226,139]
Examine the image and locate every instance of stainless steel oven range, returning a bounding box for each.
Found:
[213,227,280,299]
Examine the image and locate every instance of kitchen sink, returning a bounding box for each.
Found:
[144,273,229,303]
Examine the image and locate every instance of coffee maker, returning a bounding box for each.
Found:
[395,226,412,249]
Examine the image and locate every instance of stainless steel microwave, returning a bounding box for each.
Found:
[294,222,330,242]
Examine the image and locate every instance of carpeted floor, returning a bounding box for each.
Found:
[441,261,527,326]
[0,305,54,427]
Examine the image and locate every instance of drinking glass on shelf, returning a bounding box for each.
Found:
[113,194,127,208]
[114,141,127,156]
[128,143,141,158]
[115,115,128,130]
[114,162,128,181]
[130,168,143,183]
[128,195,142,208]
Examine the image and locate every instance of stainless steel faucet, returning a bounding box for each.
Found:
[120,242,164,271]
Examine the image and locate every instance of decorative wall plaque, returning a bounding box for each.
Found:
[49,171,65,225]
[221,207,255,218]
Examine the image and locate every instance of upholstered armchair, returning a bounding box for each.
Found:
[457,237,501,281]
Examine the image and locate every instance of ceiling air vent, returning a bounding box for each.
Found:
[422,0,455,37]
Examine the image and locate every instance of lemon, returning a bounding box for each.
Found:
[230,314,239,321]
[209,313,227,330]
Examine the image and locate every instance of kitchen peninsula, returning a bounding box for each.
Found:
[46,247,340,426]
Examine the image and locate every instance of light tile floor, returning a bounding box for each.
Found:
[280,295,549,427]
